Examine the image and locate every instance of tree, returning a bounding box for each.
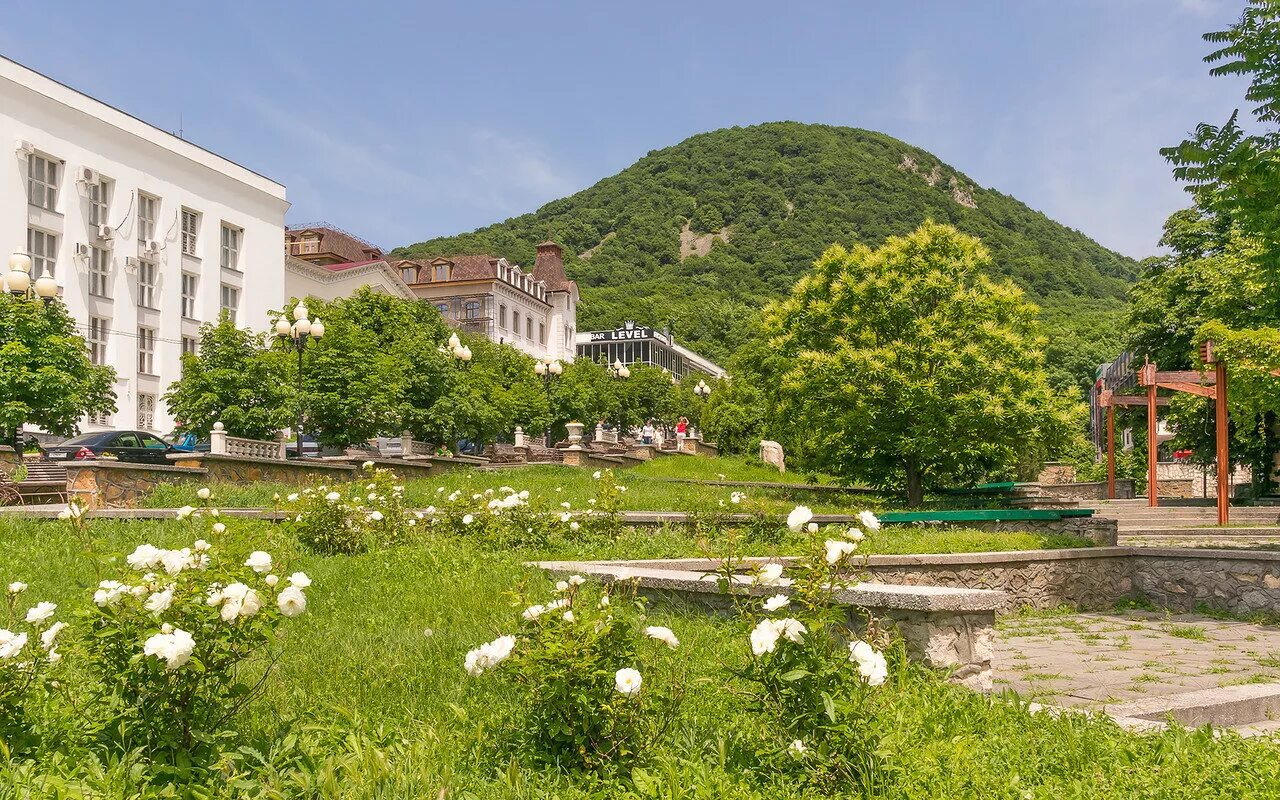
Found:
[164,317,293,440]
[763,221,1074,505]
[548,358,615,442]
[700,377,766,456]
[0,294,115,444]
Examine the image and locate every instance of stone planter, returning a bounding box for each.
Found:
[565,422,585,449]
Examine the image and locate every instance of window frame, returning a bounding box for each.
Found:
[219,222,242,270]
[136,394,156,432]
[27,228,56,279]
[137,260,158,309]
[220,283,239,324]
[89,246,111,298]
[88,316,109,366]
[27,154,58,211]
[137,326,156,375]
[137,193,158,244]
[88,178,112,227]
[180,273,198,319]
[181,208,201,256]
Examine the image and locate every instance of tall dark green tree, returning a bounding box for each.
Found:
[0,294,115,443]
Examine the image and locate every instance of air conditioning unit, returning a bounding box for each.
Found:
[80,167,101,186]
[144,239,161,254]
[97,224,114,241]
[74,243,90,258]
[123,256,139,274]
[15,140,35,156]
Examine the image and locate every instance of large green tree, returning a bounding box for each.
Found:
[763,221,1074,505]
[165,316,294,440]
[0,295,115,443]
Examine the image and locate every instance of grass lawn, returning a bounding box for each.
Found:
[142,457,860,515]
[2,509,1278,797]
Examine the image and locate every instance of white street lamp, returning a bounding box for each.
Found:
[278,302,325,456]
[6,252,31,296]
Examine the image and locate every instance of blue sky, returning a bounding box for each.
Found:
[1,1,1250,259]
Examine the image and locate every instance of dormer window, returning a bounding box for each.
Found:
[401,266,418,283]
[434,263,449,281]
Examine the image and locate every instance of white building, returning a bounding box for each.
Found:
[0,56,289,436]
[576,322,726,379]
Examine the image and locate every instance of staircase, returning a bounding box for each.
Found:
[1085,498,1280,547]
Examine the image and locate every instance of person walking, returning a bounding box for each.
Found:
[676,416,688,448]
[641,419,656,445]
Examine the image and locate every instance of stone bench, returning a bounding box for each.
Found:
[535,558,1004,691]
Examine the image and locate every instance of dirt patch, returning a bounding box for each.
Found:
[679,221,731,260]
[579,231,616,260]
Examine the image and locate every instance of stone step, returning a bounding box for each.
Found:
[1233,719,1280,738]
[1119,526,1280,536]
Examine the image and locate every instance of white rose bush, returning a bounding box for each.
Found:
[461,575,682,772]
[82,536,312,754]
[1,580,63,751]
[282,464,415,554]
[727,507,896,789]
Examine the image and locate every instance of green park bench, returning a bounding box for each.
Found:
[879,508,1095,524]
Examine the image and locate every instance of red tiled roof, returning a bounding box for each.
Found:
[324,259,384,272]
[533,241,574,292]
[286,226,383,263]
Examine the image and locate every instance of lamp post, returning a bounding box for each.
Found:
[610,358,631,442]
[275,302,324,457]
[694,379,711,399]
[447,332,473,454]
[534,358,563,447]
[5,252,58,303]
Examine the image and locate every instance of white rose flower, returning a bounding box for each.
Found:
[0,630,28,660]
[94,580,128,607]
[849,640,889,686]
[6,582,26,595]
[789,740,807,755]
[368,510,384,522]
[555,580,570,592]
[57,508,72,520]
[193,539,212,552]
[211,522,226,535]
[288,572,312,588]
[644,625,679,649]
[160,549,193,576]
[287,493,300,502]
[847,527,866,542]
[786,505,814,532]
[325,491,341,503]
[46,648,61,665]
[756,563,785,586]
[24,601,56,625]
[560,501,571,509]
[614,667,642,696]
[522,604,547,621]
[277,586,307,617]
[824,539,858,565]
[462,514,474,525]
[807,522,819,533]
[858,510,882,532]
[568,575,586,586]
[776,618,807,644]
[143,627,195,670]
[562,610,575,622]
[238,588,262,619]
[559,512,573,523]
[598,594,611,607]
[127,544,162,570]
[570,521,580,531]
[176,505,196,520]
[750,619,781,656]
[144,588,174,614]
[463,634,516,676]
[208,508,220,518]
[245,551,273,574]
[40,621,66,649]
[197,488,211,500]
[362,460,374,469]
[730,491,744,504]
[763,594,791,612]
[265,574,279,588]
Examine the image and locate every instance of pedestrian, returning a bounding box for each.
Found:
[641,419,656,445]
[676,416,688,448]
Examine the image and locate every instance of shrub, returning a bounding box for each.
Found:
[463,576,683,773]
[81,536,312,757]
[0,582,64,753]
[716,506,894,790]
[283,464,416,555]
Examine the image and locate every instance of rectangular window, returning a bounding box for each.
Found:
[88,179,111,227]
[27,228,56,278]
[220,284,239,323]
[181,336,198,356]
[137,327,156,374]
[220,223,241,270]
[88,317,109,366]
[89,246,110,297]
[434,264,448,281]
[499,304,507,329]
[138,261,157,308]
[512,312,520,338]
[181,208,200,256]
[27,154,58,210]
[539,322,546,344]
[137,393,156,431]
[180,273,197,319]
[138,193,157,244]
[401,267,417,283]
[88,409,111,426]
[527,317,533,339]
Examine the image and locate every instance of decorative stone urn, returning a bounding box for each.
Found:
[565,422,585,450]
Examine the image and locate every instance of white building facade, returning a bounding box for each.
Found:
[0,56,289,436]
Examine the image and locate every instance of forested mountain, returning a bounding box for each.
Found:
[393,122,1137,393]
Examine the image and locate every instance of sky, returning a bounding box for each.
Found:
[0,1,1253,259]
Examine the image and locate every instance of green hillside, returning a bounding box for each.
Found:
[393,122,1136,392]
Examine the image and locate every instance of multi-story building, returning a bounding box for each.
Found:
[282,223,414,302]
[393,240,578,363]
[0,56,289,435]
[284,223,383,266]
[576,321,726,379]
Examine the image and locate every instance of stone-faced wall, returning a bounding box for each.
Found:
[1133,550,1280,615]
[1034,479,1135,501]
[66,462,207,509]
[169,454,356,485]
[0,446,20,478]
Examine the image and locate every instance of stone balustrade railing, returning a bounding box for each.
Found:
[209,422,287,460]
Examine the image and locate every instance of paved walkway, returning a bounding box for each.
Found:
[995,609,1280,708]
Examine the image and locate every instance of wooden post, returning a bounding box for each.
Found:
[1147,378,1158,508]
[1106,404,1116,499]
[1216,360,1229,526]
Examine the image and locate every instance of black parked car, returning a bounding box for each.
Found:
[44,430,176,465]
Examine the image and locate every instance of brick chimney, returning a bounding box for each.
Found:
[533,240,571,291]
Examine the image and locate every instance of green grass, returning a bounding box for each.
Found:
[1163,623,1210,641]
[2,515,1278,797]
[627,455,840,485]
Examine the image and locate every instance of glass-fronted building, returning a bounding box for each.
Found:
[575,322,726,380]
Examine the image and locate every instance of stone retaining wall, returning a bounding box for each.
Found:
[169,454,356,486]
[1133,551,1280,615]
[892,516,1118,546]
[1031,479,1135,501]
[66,462,207,509]
[0,446,20,478]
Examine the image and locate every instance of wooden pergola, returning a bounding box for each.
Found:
[1098,341,1228,525]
